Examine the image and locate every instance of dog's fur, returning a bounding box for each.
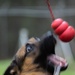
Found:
[4,32,68,75]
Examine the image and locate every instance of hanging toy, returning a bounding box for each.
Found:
[51,18,75,42]
[46,0,75,42]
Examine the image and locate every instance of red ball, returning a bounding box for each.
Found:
[54,21,69,35]
[59,26,75,42]
[51,18,63,30]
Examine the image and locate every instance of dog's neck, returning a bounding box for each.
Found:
[20,64,52,75]
[20,57,52,75]
[20,71,52,75]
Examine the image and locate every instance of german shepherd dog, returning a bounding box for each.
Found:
[4,31,68,75]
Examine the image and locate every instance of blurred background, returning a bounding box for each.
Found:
[0,0,75,75]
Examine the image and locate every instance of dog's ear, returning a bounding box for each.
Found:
[4,62,20,75]
[4,45,26,75]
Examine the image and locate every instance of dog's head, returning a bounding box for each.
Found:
[4,31,68,75]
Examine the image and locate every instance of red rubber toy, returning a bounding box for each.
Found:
[59,26,75,42]
[51,18,63,30]
[51,18,75,42]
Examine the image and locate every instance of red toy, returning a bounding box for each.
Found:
[46,0,75,42]
[51,18,69,35]
[51,19,75,42]
[59,26,75,42]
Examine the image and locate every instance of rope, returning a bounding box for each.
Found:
[46,0,55,21]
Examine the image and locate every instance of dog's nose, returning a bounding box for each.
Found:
[41,31,56,43]
[40,31,55,41]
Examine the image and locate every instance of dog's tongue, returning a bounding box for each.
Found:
[48,55,68,67]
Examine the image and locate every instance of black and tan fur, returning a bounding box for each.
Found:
[4,31,68,75]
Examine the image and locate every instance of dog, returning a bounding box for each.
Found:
[4,31,68,75]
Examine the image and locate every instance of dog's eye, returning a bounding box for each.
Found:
[26,44,34,53]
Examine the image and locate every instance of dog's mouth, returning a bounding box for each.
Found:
[47,54,68,68]
[47,54,68,75]
[40,31,68,73]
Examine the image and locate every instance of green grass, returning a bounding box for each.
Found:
[61,71,75,75]
[61,62,75,75]
[0,60,75,75]
[0,59,11,75]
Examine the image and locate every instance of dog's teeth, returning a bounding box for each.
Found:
[54,65,61,75]
[64,63,68,67]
